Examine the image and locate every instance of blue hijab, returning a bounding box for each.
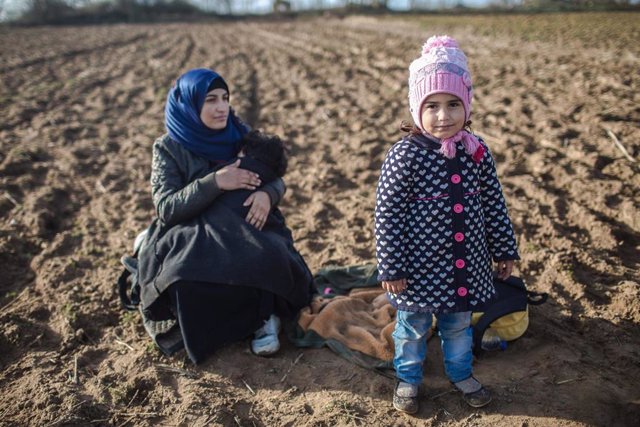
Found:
[165,68,249,162]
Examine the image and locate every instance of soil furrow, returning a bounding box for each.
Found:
[0,32,151,73]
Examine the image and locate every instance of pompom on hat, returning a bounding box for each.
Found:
[408,35,473,130]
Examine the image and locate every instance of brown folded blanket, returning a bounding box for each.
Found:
[297,287,433,362]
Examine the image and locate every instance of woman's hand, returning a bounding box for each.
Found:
[495,260,514,280]
[243,191,271,230]
[215,159,261,191]
[381,278,407,294]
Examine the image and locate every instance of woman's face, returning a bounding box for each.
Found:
[200,88,229,130]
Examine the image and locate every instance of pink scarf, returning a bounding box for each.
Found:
[437,130,485,163]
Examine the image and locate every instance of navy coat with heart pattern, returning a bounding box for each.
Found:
[374,133,519,314]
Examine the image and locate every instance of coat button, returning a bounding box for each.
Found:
[453,203,463,213]
[457,287,468,297]
[451,174,461,184]
[455,232,464,242]
[455,259,465,269]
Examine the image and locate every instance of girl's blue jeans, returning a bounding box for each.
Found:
[393,310,473,385]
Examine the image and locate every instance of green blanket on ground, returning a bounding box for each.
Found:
[288,264,414,377]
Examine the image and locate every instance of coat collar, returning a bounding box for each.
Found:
[404,133,441,150]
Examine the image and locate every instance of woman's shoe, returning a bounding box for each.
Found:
[251,315,281,356]
[393,381,419,414]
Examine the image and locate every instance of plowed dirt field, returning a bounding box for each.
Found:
[1,12,639,426]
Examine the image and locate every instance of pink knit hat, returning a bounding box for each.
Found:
[408,35,473,131]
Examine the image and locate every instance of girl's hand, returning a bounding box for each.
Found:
[381,278,407,294]
[495,260,514,280]
[215,159,261,191]
[243,191,271,230]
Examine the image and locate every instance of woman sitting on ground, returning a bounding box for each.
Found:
[136,68,313,364]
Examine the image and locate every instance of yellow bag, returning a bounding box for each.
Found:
[471,306,529,341]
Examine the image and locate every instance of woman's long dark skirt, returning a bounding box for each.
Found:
[163,280,296,364]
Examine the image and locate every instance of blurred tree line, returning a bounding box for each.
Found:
[17,0,204,24]
[9,0,638,25]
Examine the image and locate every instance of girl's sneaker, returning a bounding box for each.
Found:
[251,314,281,356]
[393,381,419,414]
[453,376,492,408]
[462,386,492,408]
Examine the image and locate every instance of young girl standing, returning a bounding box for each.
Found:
[374,36,520,414]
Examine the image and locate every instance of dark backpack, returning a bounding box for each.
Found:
[117,229,148,311]
[118,255,140,311]
[472,276,547,356]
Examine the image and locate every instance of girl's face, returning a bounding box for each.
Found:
[420,93,466,139]
[200,88,229,130]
